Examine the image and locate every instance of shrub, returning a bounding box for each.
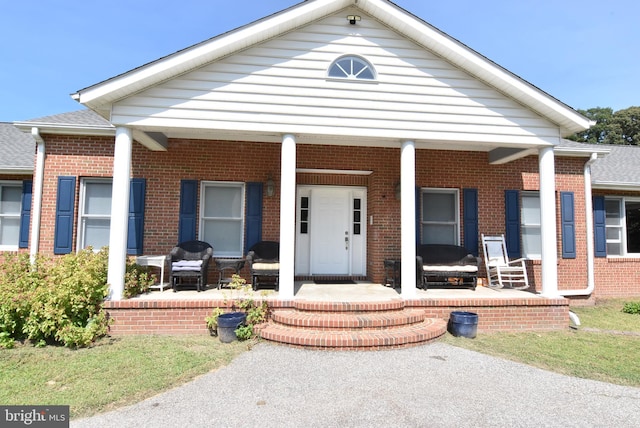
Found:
[622,302,640,315]
[0,249,110,348]
[124,260,156,298]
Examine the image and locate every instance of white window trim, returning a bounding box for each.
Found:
[605,196,640,258]
[0,180,22,251]
[77,178,112,252]
[521,191,541,260]
[421,187,460,245]
[199,181,245,258]
[327,55,377,81]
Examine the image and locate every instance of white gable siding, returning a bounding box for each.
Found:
[112,9,559,147]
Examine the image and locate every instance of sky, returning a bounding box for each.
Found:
[1,0,637,122]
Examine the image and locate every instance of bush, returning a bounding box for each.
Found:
[0,249,110,348]
[622,302,640,315]
[124,261,156,298]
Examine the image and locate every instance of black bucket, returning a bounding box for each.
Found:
[217,312,247,343]
[448,311,478,338]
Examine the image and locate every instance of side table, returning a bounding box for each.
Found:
[215,258,246,289]
[135,255,169,291]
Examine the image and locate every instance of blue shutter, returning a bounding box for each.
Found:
[245,182,263,254]
[463,188,479,256]
[593,196,607,257]
[178,180,198,243]
[127,178,146,255]
[19,180,32,248]
[54,176,76,254]
[415,187,421,246]
[504,190,521,258]
[561,192,576,258]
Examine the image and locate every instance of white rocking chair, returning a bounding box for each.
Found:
[481,234,529,290]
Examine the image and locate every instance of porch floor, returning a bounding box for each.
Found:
[131,281,543,302]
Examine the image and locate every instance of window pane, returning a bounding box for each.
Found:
[605,200,621,226]
[521,196,540,224]
[422,224,455,245]
[606,227,621,241]
[85,183,112,215]
[83,218,110,249]
[301,197,309,209]
[354,199,361,210]
[202,219,241,255]
[204,186,242,217]
[423,193,455,222]
[0,218,20,245]
[356,68,374,79]
[607,242,621,255]
[0,186,21,214]
[522,226,541,257]
[625,201,640,253]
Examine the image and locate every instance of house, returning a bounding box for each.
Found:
[0,122,34,253]
[8,0,640,340]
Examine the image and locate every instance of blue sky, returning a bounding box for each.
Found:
[1,0,637,122]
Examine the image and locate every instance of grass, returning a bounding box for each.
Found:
[0,335,250,419]
[443,298,640,387]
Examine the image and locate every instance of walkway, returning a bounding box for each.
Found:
[72,342,640,428]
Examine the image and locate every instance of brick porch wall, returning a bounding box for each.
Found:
[32,135,640,300]
[104,296,569,335]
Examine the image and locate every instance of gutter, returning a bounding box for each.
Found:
[559,152,598,298]
[29,127,45,263]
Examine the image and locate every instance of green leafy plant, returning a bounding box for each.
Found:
[124,260,157,298]
[205,274,270,342]
[0,248,110,348]
[622,301,640,315]
[205,307,225,336]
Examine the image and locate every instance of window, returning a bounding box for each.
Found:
[421,189,459,245]
[0,182,22,249]
[300,197,309,234]
[328,55,375,80]
[200,182,245,257]
[78,179,112,250]
[521,192,541,258]
[353,198,362,235]
[605,197,640,256]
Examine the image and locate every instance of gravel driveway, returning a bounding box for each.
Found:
[72,342,640,428]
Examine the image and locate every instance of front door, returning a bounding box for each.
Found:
[295,186,366,276]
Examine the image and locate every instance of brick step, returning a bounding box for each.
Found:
[260,318,447,350]
[292,300,405,312]
[270,308,427,330]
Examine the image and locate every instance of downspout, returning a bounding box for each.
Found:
[29,127,46,264]
[559,152,598,297]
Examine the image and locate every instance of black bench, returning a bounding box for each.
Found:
[416,244,479,290]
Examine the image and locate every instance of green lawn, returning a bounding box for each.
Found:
[443,298,640,387]
[0,335,249,419]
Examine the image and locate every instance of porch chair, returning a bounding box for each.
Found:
[481,234,529,290]
[169,240,213,292]
[246,241,280,291]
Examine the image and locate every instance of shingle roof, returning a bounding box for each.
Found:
[590,144,640,187]
[24,109,112,127]
[0,122,35,171]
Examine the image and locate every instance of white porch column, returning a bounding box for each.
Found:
[29,129,45,263]
[107,127,133,300]
[539,146,558,297]
[400,140,417,298]
[279,134,297,299]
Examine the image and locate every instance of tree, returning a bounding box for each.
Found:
[568,106,640,145]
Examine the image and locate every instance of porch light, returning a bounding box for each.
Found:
[347,15,361,25]
[266,175,275,197]
[395,182,401,200]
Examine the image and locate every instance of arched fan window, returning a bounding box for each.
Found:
[328,55,376,80]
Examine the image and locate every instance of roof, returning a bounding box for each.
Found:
[13,109,114,136]
[0,122,35,173]
[590,144,640,190]
[72,0,593,137]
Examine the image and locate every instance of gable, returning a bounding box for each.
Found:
[112,8,559,150]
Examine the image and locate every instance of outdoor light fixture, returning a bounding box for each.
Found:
[395,182,401,200]
[266,175,275,197]
[347,15,361,25]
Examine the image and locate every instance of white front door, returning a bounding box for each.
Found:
[295,186,366,276]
